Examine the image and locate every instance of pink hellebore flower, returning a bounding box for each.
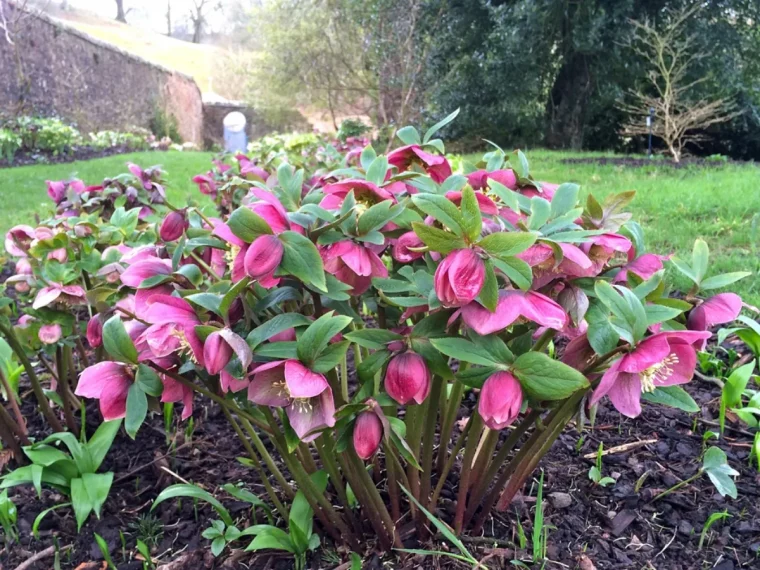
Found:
[76,361,134,421]
[244,234,284,288]
[236,154,268,180]
[445,191,499,215]
[248,189,298,235]
[46,180,67,203]
[466,169,518,192]
[590,331,711,418]
[353,411,383,460]
[203,329,252,376]
[460,290,568,335]
[384,351,431,405]
[38,323,62,345]
[434,249,486,307]
[128,163,159,193]
[387,145,452,184]
[321,240,388,295]
[160,373,195,420]
[319,180,395,210]
[5,225,36,257]
[248,360,336,442]
[120,257,173,288]
[33,283,87,309]
[613,252,668,284]
[687,293,743,349]
[142,295,205,367]
[478,371,523,430]
[159,210,189,242]
[193,173,218,197]
[87,315,104,348]
[392,231,425,263]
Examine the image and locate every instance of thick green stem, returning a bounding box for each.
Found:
[650,471,702,503]
[431,413,473,507]
[340,353,349,403]
[314,436,364,537]
[419,375,443,511]
[237,416,295,500]
[261,408,358,549]
[220,406,289,521]
[532,329,556,353]
[0,369,26,436]
[468,428,499,492]
[0,409,25,461]
[58,347,78,433]
[405,405,425,501]
[436,379,464,475]
[454,413,484,534]
[463,409,540,525]
[297,442,318,474]
[386,447,401,523]
[0,323,63,433]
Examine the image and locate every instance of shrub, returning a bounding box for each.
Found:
[0,129,22,162]
[0,112,751,558]
[14,116,81,156]
[150,108,182,144]
[337,118,370,141]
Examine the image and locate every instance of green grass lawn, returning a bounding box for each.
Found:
[1,148,757,304]
[0,151,214,235]
[466,150,760,305]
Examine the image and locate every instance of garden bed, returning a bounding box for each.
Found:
[3,342,758,570]
[0,146,162,169]
[560,157,747,169]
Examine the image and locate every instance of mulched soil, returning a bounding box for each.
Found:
[560,157,752,169]
[0,146,160,169]
[1,340,758,569]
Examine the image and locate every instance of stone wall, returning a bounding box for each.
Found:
[0,5,203,145]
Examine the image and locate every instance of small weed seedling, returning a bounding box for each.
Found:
[699,510,732,550]
[588,443,616,487]
[0,490,18,544]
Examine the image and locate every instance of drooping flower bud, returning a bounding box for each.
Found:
[39,323,62,345]
[244,234,283,281]
[87,315,104,348]
[478,371,523,430]
[203,331,234,375]
[384,351,430,405]
[434,249,485,307]
[15,258,32,275]
[353,411,383,460]
[159,210,189,242]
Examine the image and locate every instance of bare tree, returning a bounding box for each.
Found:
[189,0,220,44]
[166,0,171,36]
[115,0,127,23]
[619,5,737,162]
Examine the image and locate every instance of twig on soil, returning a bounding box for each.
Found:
[159,465,192,485]
[13,544,71,570]
[113,441,194,484]
[655,528,677,559]
[581,439,657,459]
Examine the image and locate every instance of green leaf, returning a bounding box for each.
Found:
[136,364,163,397]
[459,186,482,241]
[360,145,377,171]
[297,312,352,365]
[411,194,464,235]
[86,420,122,472]
[228,207,273,242]
[702,447,739,499]
[412,222,466,254]
[645,304,684,326]
[397,126,421,146]
[430,337,502,367]
[491,256,533,290]
[32,503,70,539]
[701,272,752,291]
[220,277,251,318]
[152,484,233,526]
[479,259,498,312]
[550,183,580,217]
[125,383,148,440]
[528,197,551,230]
[479,232,537,257]
[344,329,404,350]
[102,315,138,364]
[279,231,327,292]
[71,473,113,530]
[723,361,756,408]
[423,109,459,144]
[641,386,700,413]
[357,200,403,235]
[247,530,295,553]
[692,239,709,284]
[365,156,389,187]
[669,257,697,284]
[312,340,350,373]
[512,352,589,400]
[246,313,312,349]
[594,281,647,343]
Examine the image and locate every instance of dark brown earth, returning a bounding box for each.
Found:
[1,339,758,569]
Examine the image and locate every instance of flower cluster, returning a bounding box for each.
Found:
[1,114,749,548]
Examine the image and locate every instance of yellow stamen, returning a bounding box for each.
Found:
[640,354,679,393]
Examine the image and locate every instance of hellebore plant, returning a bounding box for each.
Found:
[0,111,752,554]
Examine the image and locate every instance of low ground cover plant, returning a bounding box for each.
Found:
[0,111,752,565]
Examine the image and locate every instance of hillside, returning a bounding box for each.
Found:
[48,7,225,93]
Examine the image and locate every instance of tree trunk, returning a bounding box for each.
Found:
[192,19,202,43]
[544,53,592,150]
[166,1,172,36]
[115,0,127,23]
